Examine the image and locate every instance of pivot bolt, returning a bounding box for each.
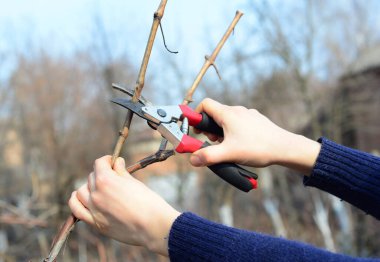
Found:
[157,109,167,117]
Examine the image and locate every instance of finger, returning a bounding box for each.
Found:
[193,127,201,134]
[68,191,95,225]
[206,133,220,142]
[190,144,229,167]
[194,129,220,142]
[77,184,91,208]
[94,155,113,175]
[113,157,130,177]
[195,98,226,127]
[88,172,96,192]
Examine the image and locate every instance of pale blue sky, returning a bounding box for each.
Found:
[3,1,379,103]
[0,0,254,97]
[0,0,250,61]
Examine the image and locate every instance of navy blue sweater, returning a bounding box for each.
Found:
[168,138,380,261]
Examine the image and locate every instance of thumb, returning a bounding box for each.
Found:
[190,144,228,167]
[113,157,129,176]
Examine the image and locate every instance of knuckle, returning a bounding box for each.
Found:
[94,158,102,168]
[69,204,77,215]
[203,98,213,104]
[76,191,86,204]
[76,187,86,200]
[95,173,111,190]
[202,152,214,164]
[91,193,103,209]
[68,192,76,205]
[87,175,92,188]
[234,105,248,112]
[68,200,81,219]
[249,108,259,114]
[224,106,245,120]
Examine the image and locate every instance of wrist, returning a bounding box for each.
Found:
[275,133,321,175]
[144,208,181,256]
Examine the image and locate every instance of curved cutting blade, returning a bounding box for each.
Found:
[111,84,152,106]
[111,98,149,121]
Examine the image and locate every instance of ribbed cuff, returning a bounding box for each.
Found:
[168,212,241,262]
[304,137,380,219]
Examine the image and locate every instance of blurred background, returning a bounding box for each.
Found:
[1,0,380,261]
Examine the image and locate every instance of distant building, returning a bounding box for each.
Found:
[335,45,380,152]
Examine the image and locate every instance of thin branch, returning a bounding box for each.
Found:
[111,0,168,165]
[126,149,175,173]
[183,11,244,105]
[44,215,78,262]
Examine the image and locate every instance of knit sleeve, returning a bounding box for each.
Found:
[168,212,378,262]
[304,137,380,219]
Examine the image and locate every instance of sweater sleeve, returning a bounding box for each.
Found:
[304,137,380,219]
[168,212,378,262]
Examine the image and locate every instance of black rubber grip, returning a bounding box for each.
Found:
[195,112,224,137]
[208,163,258,192]
[201,142,258,192]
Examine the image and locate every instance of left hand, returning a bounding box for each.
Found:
[68,156,181,256]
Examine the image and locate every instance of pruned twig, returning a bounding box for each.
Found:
[125,149,175,174]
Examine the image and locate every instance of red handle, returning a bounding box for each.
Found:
[179,105,202,126]
[175,135,204,153]
[179,105,223,136]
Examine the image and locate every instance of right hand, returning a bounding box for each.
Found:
[190,98,321,175]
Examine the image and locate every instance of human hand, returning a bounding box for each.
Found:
[190,98,321,174]
[68,156,180,256]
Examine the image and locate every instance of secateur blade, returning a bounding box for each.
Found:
[111,98,149,121]
[112,83,152,106]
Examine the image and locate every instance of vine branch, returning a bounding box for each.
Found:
[111,0,168,165]
[183,10,243,105]
[44,1,168,261]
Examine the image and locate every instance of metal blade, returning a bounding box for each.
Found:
[111,98,149,120]
[112,83,152,106]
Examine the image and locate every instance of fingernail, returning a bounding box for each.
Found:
[190,155,204,167]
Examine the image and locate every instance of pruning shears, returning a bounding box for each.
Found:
[111,95,258,192]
